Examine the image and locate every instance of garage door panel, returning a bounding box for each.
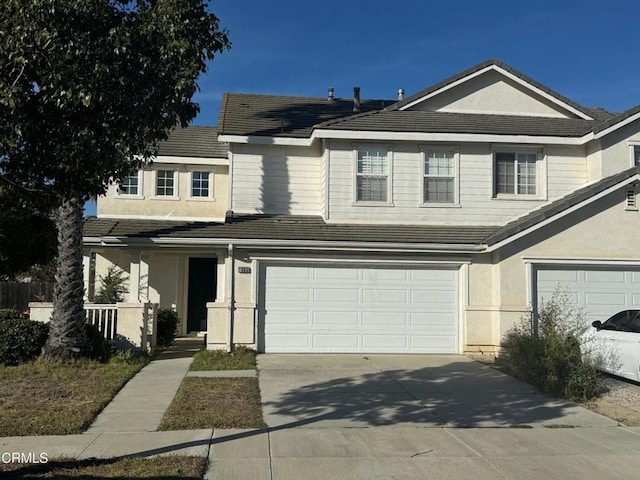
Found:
[263,264,459,353]
[313,312,359,326]
[538,270,578,282]
[267,311,310,327]
[585,292,626,307]
[362,311,407,326]
[313,334,359,349]
[411,312,456,327]
[314,288,359,303]
[362,289,407,304]
[267,287,310,302]
[412,335,457,350]
[411,289,456,304]
[585,270,625,283]
[362,268,407,281]
[314,267,359,280]
[363,334,408,349]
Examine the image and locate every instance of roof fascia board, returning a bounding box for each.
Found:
[86,236,485,253]
[486,173,640,252]
[218,134,313,147]
[398,65,593,120]
[314,129,590,145]
[594,111,640,139]
[153,155,228,166]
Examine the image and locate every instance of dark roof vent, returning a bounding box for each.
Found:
[225,210,234,223]
[353,87,360,112]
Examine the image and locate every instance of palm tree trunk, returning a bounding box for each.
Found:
[43,197,88,358]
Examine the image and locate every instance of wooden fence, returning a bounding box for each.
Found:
[0,282,54,311]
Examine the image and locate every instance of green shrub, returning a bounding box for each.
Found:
[504,288,603,401]
[93,266,128,304]
[0,309,21,321]
[0,318,49,365]
[156,308,179,347]
[85,323,113,362]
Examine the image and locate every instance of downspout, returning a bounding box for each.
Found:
[227,243,235,352]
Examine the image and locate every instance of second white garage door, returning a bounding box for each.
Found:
[260,264,459,353]
[536,266,640,323]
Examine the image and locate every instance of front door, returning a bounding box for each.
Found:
[187,257,217,332]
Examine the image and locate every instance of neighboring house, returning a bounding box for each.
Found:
[83,59,640,355]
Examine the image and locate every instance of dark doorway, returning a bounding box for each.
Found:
[187,257,217,332]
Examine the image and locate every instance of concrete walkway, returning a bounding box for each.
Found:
[86,338,203,433]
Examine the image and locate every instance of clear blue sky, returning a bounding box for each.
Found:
[85,0,639,215]
[191,0,640,126]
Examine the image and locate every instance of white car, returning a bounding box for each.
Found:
[592,310,640,382]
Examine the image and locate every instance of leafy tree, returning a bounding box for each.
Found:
[0,187,57,280]
[0,0,230,358]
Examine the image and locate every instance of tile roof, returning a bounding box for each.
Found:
[218,93,392,138]
[156,126,227,158]
[217,60,620,140]
[83,215,497,246]
[317,110,599,137]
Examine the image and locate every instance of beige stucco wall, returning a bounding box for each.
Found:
[600,120,640,176]
[97,163,229,220]
[409,70,574,118]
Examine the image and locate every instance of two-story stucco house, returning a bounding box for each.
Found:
[83,59,640,355]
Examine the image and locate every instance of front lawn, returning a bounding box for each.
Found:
[0,456,207,479]
[158,377,265,430]
[189,347,256,371]
[0,354,148,436]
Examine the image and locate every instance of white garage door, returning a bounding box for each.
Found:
[536,266,640,324]
[261,264,459,353]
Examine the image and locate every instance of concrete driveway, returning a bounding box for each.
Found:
[257,354,615,428]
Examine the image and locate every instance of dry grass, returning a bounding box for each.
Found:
[189,347,256,371]
[158,377,266,430]
[0,456,207,479]
[0,354,148,436]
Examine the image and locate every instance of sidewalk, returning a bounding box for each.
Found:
[86,338,202,433]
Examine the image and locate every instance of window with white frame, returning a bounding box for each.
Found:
[356,147,388,202]
[155,170,176,196]
[634,146,640,167]
[494,152,538,196]
[118,171,139,196]
[191,171,210,197]
[423,150,456,203]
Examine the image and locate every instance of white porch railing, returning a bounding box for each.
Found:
[28,301,158,351]
[84,304,118,341]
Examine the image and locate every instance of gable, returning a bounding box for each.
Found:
[404,69,578,119]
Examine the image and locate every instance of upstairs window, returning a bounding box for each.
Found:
[118,172,139,196]
[634,146,640,167]
[356,147,388,202]
[156,170,176,197]
[191,171,210,198]
[495,152,537,196]
[423,150,456,204]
